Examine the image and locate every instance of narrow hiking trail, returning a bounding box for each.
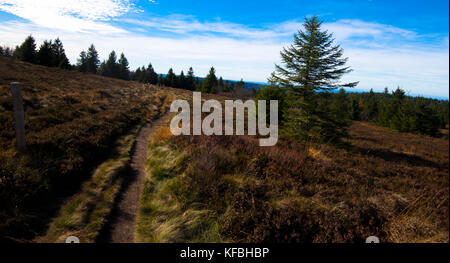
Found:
[100,115,169,243]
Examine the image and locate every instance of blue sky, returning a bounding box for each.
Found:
[0,0,448,98]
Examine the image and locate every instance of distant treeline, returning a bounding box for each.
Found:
[333,88,449,137]
[3,35,448,137]
[131,64,249,94]
[258,85,449,137]
[1,35,252,94]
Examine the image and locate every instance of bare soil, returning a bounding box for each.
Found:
[98,115,169,243]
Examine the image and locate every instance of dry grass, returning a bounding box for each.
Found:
[136,125,225,243]
[151,126,174,144]
[136,118,448,243]
[36,126,138,243]
[0,56,176,241]
[0,56,447,243]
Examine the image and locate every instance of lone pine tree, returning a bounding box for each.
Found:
[269,16,358,142]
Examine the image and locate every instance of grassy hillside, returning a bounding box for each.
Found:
[0,57,448,243]
[136,113,449,243]
[0,56,175,241]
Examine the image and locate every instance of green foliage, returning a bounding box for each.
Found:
[36,40,54,67]
[0,46,15,57]
[331,88,350,121]
[201,67,218,93]
[270,16,357,143]
[77,51,88,73]
[118,53,130,80]
[165,68,177,87]
[17,35,37,63]
[86,44,100,74]
[96,51,130,80]
[349,98,361,121]
[51,38,70,69]
[17,36,71,69]
[133,63,158,84]
[186,67,195,90]
[324,87,448,137]
[256,85,287,123]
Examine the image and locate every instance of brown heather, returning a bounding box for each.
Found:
[0,56,448,243]
[140,120,448,242]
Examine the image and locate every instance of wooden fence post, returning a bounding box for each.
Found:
[10,82,26,152]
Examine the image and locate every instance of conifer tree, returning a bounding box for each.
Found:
[411,97,440,136]
[101,51,119,78]
[361,88,377,121]
[349,98,361,120]
[37,40,55,67]
[51,38,70,69]
[17,35,37,63]
[158,74,164,86]
[86,44,100,74]
[134,67,142,81]
[224,80,230,92]
[201,67,218,93]
[269,16,358,142]
[118,53,130,80]
[331,88,350,123]
[187,67,195,90]
[77,51,88,73]
[0,46,16,57]
[178,70,186,89]
[165,68,177,87]
[218,76,224,92]
[145,63,158,84]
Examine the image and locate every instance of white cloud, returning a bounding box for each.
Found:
[0,20,284,81]
[0,9,448,98]
[0,0,134,33]
[122,16,286,39]
[122,16,419,43]
[343,48,449,98]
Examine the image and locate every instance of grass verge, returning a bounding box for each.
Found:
[135,126,226,243]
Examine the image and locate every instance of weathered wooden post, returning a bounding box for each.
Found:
[10,82,26,152]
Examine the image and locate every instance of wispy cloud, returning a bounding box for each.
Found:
[122,15,420,43]
[0,0,135,33]
[0,6,448,98]
[122,15,286,39]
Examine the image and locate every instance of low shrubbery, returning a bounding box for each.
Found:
[137,121,448,242]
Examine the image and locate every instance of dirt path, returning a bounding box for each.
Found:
[98,115,169,243]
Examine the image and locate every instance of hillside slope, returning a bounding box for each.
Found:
[0,57,448,243]
[135,120,448,243]
[0,57,175,241]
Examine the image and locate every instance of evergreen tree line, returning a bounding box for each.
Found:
[75,44,131,80]
[1,35,70,69]
[328,87,448,137]
[132,65,246,94]
[5,30,448,140]
[4,35,131,80]
[0,46,16,57]
[5,35,250,90]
